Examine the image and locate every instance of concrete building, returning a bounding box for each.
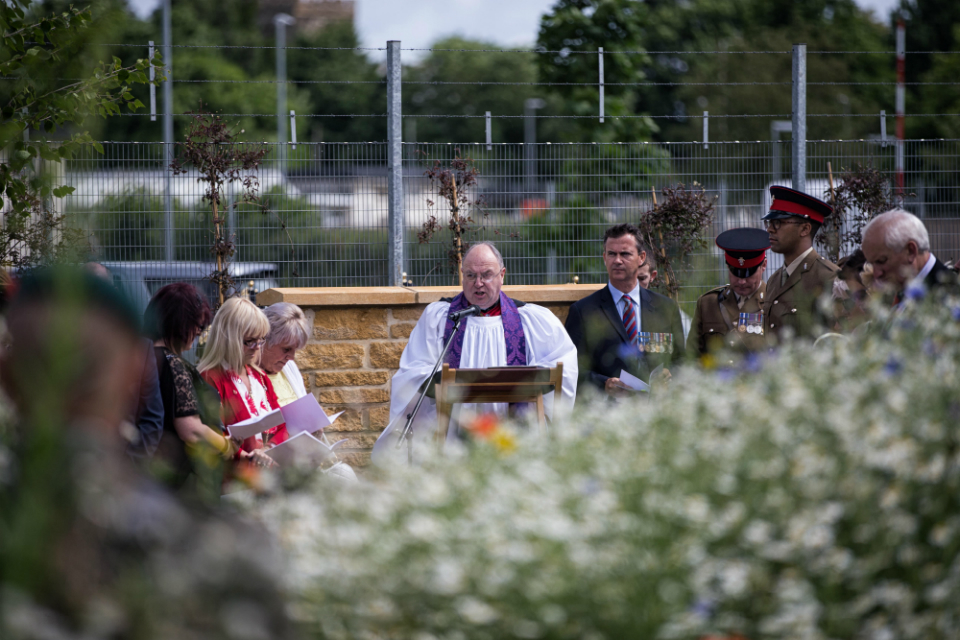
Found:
[258,0,355,35]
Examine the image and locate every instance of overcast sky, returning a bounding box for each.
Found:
[128,0,902,57]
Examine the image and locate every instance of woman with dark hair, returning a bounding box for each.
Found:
[144,283,241,495]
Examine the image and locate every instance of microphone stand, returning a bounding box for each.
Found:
[395,315,465,464]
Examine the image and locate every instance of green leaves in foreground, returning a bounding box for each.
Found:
[1,0,160,267]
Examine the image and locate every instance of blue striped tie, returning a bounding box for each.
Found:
[622,296,638,344]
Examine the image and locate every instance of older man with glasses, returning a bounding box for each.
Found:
[761,186,841,342]
[383,241,578,447]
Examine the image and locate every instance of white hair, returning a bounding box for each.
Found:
[863,208,930,253]
[461,241,504,269]
[264,302,310,349]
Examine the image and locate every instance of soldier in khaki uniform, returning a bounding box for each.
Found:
[761,186,840,341]
[687,228,770,357]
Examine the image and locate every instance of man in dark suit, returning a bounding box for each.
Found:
[565,223,685,399]
[862,208,958,303]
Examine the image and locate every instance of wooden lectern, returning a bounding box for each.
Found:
[435,363,564,446]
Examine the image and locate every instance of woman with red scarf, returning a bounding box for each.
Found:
[199,298,289,457]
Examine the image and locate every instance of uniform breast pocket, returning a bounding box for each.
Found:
[700,322,729,351]
[767,304,798,330]
[701,322,728,336]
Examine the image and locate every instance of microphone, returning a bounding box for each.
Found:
[448,305,481,321]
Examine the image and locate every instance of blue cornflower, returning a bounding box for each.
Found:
[579,477,602,496]
[691,598,715,618]
[742,352,763,374]
[883,356,902,376]
[716,367,738,382]
[905,281,927,301]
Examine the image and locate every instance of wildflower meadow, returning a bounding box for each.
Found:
[252,298,960,639]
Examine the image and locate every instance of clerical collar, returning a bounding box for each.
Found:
[479,300,502,317]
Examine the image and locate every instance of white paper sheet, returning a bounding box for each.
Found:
[226,395,344,440]
[279,393,344,436]
[618,369,649,392]
[264,431,338,468]
[227,408,284,439]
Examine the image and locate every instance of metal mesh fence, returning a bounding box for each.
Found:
[63,139,960,313]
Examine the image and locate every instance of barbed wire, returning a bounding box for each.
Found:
[166,79,960,87]
[78,43,960,55]
[98,43,386,51]
[4,76,956,87]
[47,138,960,145]
[116,112,960,119]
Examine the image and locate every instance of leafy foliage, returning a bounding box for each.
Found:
[899,0,960,138]
[537,0,892,144]
[536,0,658,143]
[0,0,157,267]
[819,163,906,262]
[170,110,268,307]
[0,203,89,269]
[638,183,716,300]
[404,37,547,144]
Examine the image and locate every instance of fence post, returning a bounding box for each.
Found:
[485,111,492,151]
[387,40,404,287]
[275,13,295,173]
[524,98,545,195]
[791,43,806,194]
[149,41,156,122]
[162,0,174,263]
[895,17,906,194]
[290,110,297,150]
[598,47,604,124]
[702,111,709,149]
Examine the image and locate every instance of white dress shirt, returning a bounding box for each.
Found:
[608,281,642,334]
[915,253,937,283]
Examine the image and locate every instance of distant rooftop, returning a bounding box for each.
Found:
[258,0,355,36]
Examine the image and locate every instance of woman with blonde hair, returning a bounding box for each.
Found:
[199,297,289,454]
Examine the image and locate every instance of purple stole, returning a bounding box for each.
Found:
[442,291,527,368]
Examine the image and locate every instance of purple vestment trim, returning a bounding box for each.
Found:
[442,291,527,368]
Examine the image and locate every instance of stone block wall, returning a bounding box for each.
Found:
[257,284,602,467]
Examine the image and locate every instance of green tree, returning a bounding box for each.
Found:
[537,0,893,143]
[95,0,309,143]
[896,0,960,117]
[1,0,156,266]
[899,0,960,138]
[536,1,658,142]
[403,37,547,144]
[287,20,385,143]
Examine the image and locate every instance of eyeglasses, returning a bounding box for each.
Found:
[243,337,266,349]
[764,219,804,231]
[463,271,500,284]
